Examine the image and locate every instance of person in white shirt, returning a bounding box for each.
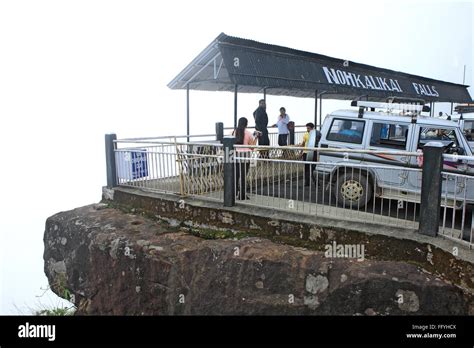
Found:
[272,107,290,146]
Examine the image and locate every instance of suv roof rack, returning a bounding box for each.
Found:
[350,101,430,113]
[350,100,428,112]
[385,97,426,105]
[351,97,430,121]
[454,104,474,114]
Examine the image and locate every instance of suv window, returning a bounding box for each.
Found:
[418,127,459,151]
[463,121,474,141]
[326,119,365,144]
[370,122,408,150]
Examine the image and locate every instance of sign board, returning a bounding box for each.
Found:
[218,38,472,102]
[116,150,148,180]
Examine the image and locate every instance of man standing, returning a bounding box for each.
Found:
[299,123,321,186]
[253,99,270,146]
[272,107,290,146]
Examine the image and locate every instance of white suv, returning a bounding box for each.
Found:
[315,100,474,208]
[449,104,474,150]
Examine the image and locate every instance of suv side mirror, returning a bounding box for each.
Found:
[456,147,465,156]
[449,146,465,156]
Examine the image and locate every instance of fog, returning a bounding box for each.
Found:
[0,0,472,314]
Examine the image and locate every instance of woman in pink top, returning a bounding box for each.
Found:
[233,117,257,200]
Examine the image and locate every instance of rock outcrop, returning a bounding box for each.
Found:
[44,204,473,315]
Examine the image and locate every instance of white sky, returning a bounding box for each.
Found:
[0,0,472,314]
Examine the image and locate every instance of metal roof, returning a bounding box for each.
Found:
[168,33,473,103]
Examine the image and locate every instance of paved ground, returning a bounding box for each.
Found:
[212,175,471,241]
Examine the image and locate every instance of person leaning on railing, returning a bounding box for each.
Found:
[232,117,259,200]
[271,107,290,146]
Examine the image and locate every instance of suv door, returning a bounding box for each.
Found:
[461,119,474,150]
[409,125,467,204]
[365,120,412,187]
[318,117,371,207]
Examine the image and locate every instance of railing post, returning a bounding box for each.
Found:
[216,122,224,143]
[419,142,444,236]
[105,133,117,188]
[223,137,235,207]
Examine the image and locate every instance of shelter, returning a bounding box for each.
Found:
[168,33,472,134]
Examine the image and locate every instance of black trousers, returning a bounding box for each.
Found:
[257,129,270,145]
[235,152,250,199]
[257,129,270,158]
[302,152,316,185]
[278,134,288,146]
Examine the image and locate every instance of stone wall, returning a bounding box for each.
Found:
[41,187,474,315]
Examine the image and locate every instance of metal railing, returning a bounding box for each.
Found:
[106,131,474,249]
[114,139,223,201]
[233,145,422,229]
[439,154,474,247]
[115,143,180,194]
[223,125,308,147]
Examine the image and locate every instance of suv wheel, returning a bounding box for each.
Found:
[335,171,372,208]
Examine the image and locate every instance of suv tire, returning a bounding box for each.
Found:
[335,171,372,208]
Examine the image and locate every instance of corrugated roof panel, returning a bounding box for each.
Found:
[168,33,472,103]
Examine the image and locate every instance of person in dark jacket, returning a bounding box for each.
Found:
[253,99,270,146]
[253,99,270,158]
